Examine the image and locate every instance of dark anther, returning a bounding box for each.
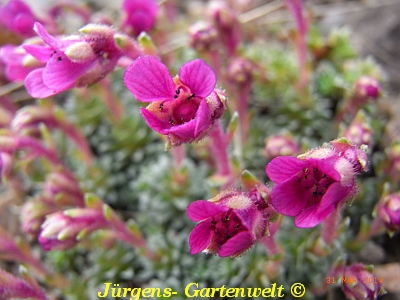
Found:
[322,174,327,178]
[159,103,164,111]
[303,168,308,173]
[312,191,317,196]
[174,95,178,99]
[187,93,195,100]
[210,219,216,225]
[222,215,229,223]
[318,192,323,196]
[168,116,174,125]
[224,233,232,240]
[304,175,308,180]
[297,178,301,182]
[314,168,318,172]
[175,89,180,95]
[235,223,240,230]
[58,57,62,61]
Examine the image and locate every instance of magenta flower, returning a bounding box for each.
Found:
[266,139,367,228]
[124,56,225,146]
[376,191,400,232]
[0,0,39,37]
[122,0,158,37]
[0,44,46,82]
[23,22,126,98]
[187,189,269,257]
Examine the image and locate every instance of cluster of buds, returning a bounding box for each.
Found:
[266,137,368,228]
[123,56,227,147]
[264,132,300,160]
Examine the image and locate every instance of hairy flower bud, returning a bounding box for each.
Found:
[376,191,400,232]
[342,110,373,149]
[339,263,385,300]
[264,133,300,160]
[188,21,218,52]
[39,208,107,251]
[354,76,380,101]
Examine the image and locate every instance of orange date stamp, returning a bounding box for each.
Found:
[326,276,383,285]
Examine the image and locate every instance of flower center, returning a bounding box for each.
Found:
[297,167,335,206]
[209,209,245,248]
[170,89,201,125]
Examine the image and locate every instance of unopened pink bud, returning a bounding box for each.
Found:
[44,172,84,207]
[376,191,400,232]
[342,110,373,149]
[0,268,47,300]
[188,21,218,52]
[39,208,107,251]
[354,76,380,100]
[206,89,228,120]
[264,133,300,159]
[0,151,13,182]
[226,57,254,87]
[340,263,385,300]
[20,198,58,236]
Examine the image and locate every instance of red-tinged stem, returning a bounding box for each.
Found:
[236,83,252,143]
[321,209,339,246]
[98,78,123,123]
[171,144,185,168]
[209,120,231,177]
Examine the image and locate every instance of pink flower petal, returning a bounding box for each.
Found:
[123,56,175,102]
[194,100,213,136]
[179,59,216,98]
[294,203,333,228]
[24,68,57,98]
[270,177,310,216]
[187,200,227,222]
[34,22,79,50]
[218,231,255,257]
[23,44,54,63]
[139,108,170,134]
[316,182,356,215]
[42,51,90,90]
[189,221,212,254]
[266,156,309,184]
[306,156,341,182]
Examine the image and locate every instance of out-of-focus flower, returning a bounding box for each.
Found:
[376,191,400,232]
[0,0,40,37]
[353,76,381,102]
[122,0,158,37]
[341,110,373,149]
[384,141,400,181]
[188,21,219,52]
[124,55,226,146]
[0,151,13,183]
[266,138,368,228]
[337,263,385,300]
[20,197,58,236]
[24,22,138,98]
[226,57,254,87]
[264,132,300,160]
[208,1,241,57]
[0,41,47,82]
[0,268,47,300]
[187,188,270,257]
[39,208,107,251]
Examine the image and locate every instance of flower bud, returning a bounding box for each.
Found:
[376,191,400,232]
[385,141,400,180]
[354,76,380,101]
[0,268,46,300]
[331,137,369,173]
[340,263,385,300]
[226,57,254,87]
[0,151,13,183]
[206,89,228,120]
[188,21,218,52]
[44,171,84,207]
[342,110,373,149]
[264,133,300,159]
[39,208,107,251]
[20,198,58,236]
